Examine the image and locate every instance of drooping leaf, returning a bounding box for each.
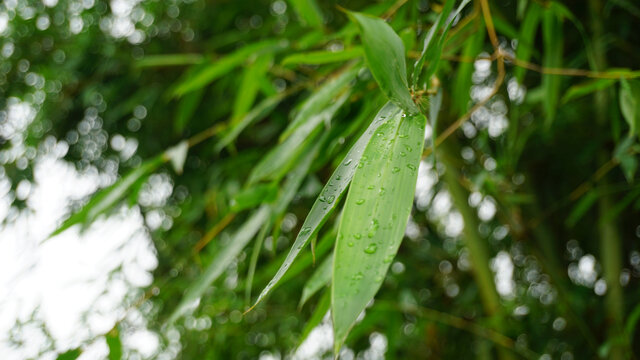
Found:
[619,79,640,138]
[168,205,271,323]
[248,91,350,184]
[50,155,165,237]
[332,104,426,352]
[280,65,360,141]
[614,136,639,182]
[561,78,616,104]
[251,102,398,309]
[172,40,286,98]
[288,0,324,28]
[282,47,363,66]
[299,254,332,307]
[347,11,419,114]
[165,140,189,175]
[541,8,563,127]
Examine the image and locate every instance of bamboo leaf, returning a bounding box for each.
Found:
[542,9,563,127]
[452,19,485,115]
[299,255,332,307]
[230,183,279,212]
[347,11,419,114]
[232,53,273,123]
[619,79,640,138]
[250,102,398,310]
[136,53,204,67]
[332,104,426,352]
[172,40,286,98]
[50,156,164,237]
[248,91,350,184]
[106,327,122,360]
[282,48,363,66]
[56,349,81,360]
[174,88,204,134]
[281,66,360,141]
[561,78,615,104]
[514,2,542,83]
[168,205,271,324]
[288,0,324,28]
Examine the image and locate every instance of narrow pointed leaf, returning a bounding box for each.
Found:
[620,79,640,138]
[50,156,164,237]
[248,91,350,184]
[332,104,426,352]
[174,88,204,134]
[106,328,122,360]
[251,102,398,309]
[232,53,273,123]
[347,11,419,114]
[280,66,360,141]
[542,9,563,127]
[561,78,615,104]
[168,205,271,324]
[172,40,286,98]
[288,0,324,27]
[136,53,204,67]
[299,255,332,307]
[230,183,279,212]
[282,48,363,66]
[514,2,542,83]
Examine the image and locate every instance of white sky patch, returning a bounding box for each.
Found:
[491,251,515,299]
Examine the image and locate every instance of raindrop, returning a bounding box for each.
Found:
[400,151,406,157]
[407,164,416,171]
[379,187,386,196]
[392,167,400,173]
[326,195,335,204]
[348,242,354,247]
[367,185,375,190]
[300,227,311,235]
[344,159,353,166]
[383,254,394,263]
[356,199,365,205]
[364,243,378,254]
[352,272,364,280]
[354,233,362,239]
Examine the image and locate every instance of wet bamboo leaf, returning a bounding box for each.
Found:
[230,183,279,212]
[50,156,164,237]
[347,11,419,114]
[561,78,615,104]
[172,40,286,98]
[248,91,350,184]
[251,102,398,309]
[288,0,324,28]
[168,205,271,323]
[332,104,426,352]
[299,254,332,307]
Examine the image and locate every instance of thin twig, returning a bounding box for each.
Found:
[193,213,237,253]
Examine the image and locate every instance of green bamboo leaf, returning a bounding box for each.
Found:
[411,0,471,88]
[332,104,426,352]
[232,53,273,123]
[288,0,324,27]
[230,183,279,212]
[250,102,398,310]
[566,191,599,227]
[429,88,443,160]
[136,53,204,67]
[165,140,189,175]
[561,78,615,104]
[248,91,350,184]
[174,88,204,134]
[280,66,360,141]
[299,255,332,307]
[620,79,640,138]
[452,20,485,115]
[298,290,331,345]
[50,156,164,237]
[172,40,286,98]
[106,327,122,360]
[347,11,419,114]
[542,9,563,127]
[168,205,271,324]
[514,2,542,83]
[56,349,81,360]
[281,47,363,66]
[215,93,286,153]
